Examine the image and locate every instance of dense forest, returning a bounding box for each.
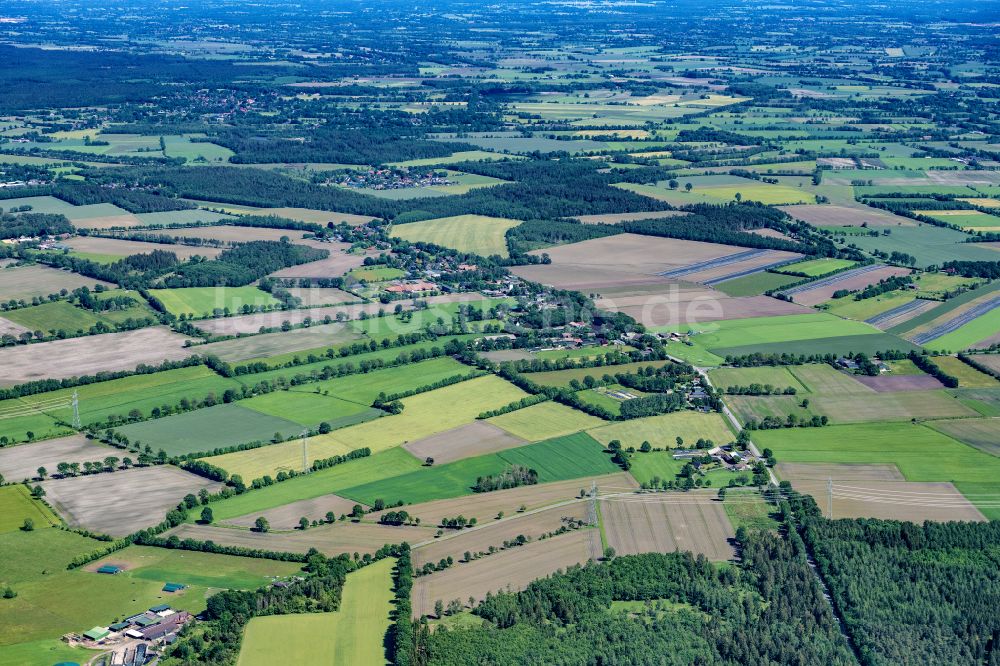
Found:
[413,531,855,665]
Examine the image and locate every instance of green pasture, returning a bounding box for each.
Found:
[758,422,1000,518]
[0,485,60,533]
[522,360,671,387]
[391,214,521,257]
[152,286,281,317]
[714,272,801,297]
[775,258,857,277]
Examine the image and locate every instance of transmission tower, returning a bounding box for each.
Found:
[71,390,81,429]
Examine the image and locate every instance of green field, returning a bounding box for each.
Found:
[714,271,801,297]
[92,544,302,590]
[0,364,244,443]
[928,418,1000,458]
[2,300,104,333]
[709,366,809,392]
[521,360,671,387]
[533,345,637,361]
[115,403,304,456]
[758,422,1000,518]
[238,391,381,428]
[722,491,781,532]
[926,306,1000,352]
[664,339,726,366]
[825,292,916,321]
[932,357,998,388]
[152,286,281,317]
[488,401,606,441]
[672,313,881,352]
[299,356,471,405]
[338,432,618,505]
[347,266,406,282]
[840,224,999,267]
[711,332,920,358]
[238,557,394,666]
[775,258,857,277]
[588,411,735,451]
[0,485,60,533]
[391,214,522,257]
[576,384,648,415]
[0,529,216,659]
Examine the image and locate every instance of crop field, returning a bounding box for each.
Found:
[196,323,364,362]
[42,465,222,536]
[238,391,382,428]
[928,419,1000,457]
[2,300,104,332]
[780,265,911,307]
[0,529,214,662]
[64,236,223,260]
[776,463,985,522]
[679,313,880,351]
[391,214,521,257]
[191,302,384,336]
[223,494,364,530]
[709,366,809,392]
[269,247,370,279]
[0,326,197,386]
[0,485,59,533]
[757,422,1000,519]
[779,203,912,227]
[924,301,1000,352]
[89,544,302,590]
[487,401,606,440]
[0,365,241,443]
[714,271,801,297]
[337,432,618,506]
[369,473,637,527]
[403,421,528,465]
[841,224,999,267]
[931,356,998,388]
[825,292,917,322]
[208,375,526,479]
[411,528,602,618]
[969,354,1000,374]
[238,558,393,666]
[116,403,304,456]
[775,258,857,277]
[296,356,471,405]
[599,493,736,561]
[203,448,423,522]
[710,332,918,358]
[169,522,434,558]
[152,286,282,317]
[618,180,812,205]
[0,434,115,482]
[0,264,113,302]
[521,360,671,387]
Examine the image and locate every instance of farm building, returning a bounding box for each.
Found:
[162,582,187,592]
[82,627,110,641]
[96,564,122,574]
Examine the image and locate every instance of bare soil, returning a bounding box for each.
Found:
[42,465,222,536]
[600,492,736,561]
[403,422,528,465]
[0,434,116,482]
[412,528,601,617]
[852,374,945,392]
[223,495,370,530]
[0,327,196,386]
[788,266,912,307]
[779,204,914,228]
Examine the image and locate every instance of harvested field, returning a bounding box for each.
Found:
[0,327,195,386]
[487,402,606,441]
[42,466,222,536]
[569,211,689,225]
[590,281,808,328]
[412,503,590,569]
[519,233,742,281]
[0,264,114,302]
[0,435,115,483]
[192,303,385,335]
[167,521,435,557]
[777,463,985,522]
[284,287,358,306]
[195,323,364,362]
[144,224,317,245]
[776,462,904,482]
[64,236,223,260]
[0,316,29,337]
[412,528,602,617]
[223,495,366,531]
[259,207,376,226]
[852,374,944,392]
[965,354,1000,374]
[268,245,369,279]
[780,265,911,307]
[70,213,147,229]
[600,492,736,561]
[370,473,637,527]
[403,421,528,465]
[779,204,913,227]
[480,349,535,362]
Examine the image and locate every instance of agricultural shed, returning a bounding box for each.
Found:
[96,565,121,574]
[82,627,110,641]
[162,582,187,592]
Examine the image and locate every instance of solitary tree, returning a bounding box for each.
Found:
[21,518,34,532]
[254,517,270,533]
[200,507,214,524]
[36,466,47,480]
[299,517,310,530]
